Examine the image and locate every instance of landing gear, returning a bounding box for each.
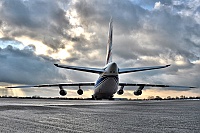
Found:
[91,95,95,100]
[91,95,114,100]
[91,95,102,100]
[108,97,114,100]
[108,95,114,100]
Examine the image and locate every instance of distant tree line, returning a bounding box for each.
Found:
[0,95,200,100]
[0,95,92,100]
[145,95,200,100]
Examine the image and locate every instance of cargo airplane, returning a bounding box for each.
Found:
[7,18,195,99]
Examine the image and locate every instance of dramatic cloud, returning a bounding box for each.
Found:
[0,45,66,84]
[0,0,200,97]
[0,0,70,49]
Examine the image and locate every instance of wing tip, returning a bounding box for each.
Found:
[5,86,11,88]
[190,86,196,88]
[54,64,59,67]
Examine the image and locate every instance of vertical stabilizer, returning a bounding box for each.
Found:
[106,17,113,64]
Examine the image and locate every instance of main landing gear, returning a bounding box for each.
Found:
[91,95,114,100]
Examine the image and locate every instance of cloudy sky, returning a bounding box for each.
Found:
[0,0,200,98]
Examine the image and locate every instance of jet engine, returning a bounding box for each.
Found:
[117,89,124,95]
[59,85,67,96]
[59,89,67,96]
[134,90,142,96]
[133,86,144,96]
[117,86,124,95]
[77,89,83,95]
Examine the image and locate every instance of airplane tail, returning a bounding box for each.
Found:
[106,18,113,64]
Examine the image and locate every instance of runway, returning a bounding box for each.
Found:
[0,98,199,133]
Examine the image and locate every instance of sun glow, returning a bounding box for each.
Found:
[51,47,72,60]
[15,36,75,61]
[15,36,51,55]
[0,87,25,97]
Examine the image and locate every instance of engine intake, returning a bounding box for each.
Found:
[59,89,67,96]
[77,89,83,95]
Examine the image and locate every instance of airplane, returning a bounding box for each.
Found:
[7,18,195,99]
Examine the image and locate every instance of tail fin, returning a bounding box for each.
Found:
[106,17,113,64]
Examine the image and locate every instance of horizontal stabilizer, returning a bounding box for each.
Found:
[119,65,170,74]
[54,64,104,74]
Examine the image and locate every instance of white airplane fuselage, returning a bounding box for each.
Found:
[93,62,119,99]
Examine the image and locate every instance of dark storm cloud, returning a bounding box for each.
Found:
[73,0,147,33]
[0,0,71,50]
[71,0,200,64]
[69,0,148,66]
[0,45,66,85]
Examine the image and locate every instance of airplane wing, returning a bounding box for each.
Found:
[118,65,171,74]
[54,64,104,74]
[6,83,95,88]
[119,83,196,89]
[118,83,195,96]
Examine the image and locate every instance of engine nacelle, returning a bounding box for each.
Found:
[134,86,144,96]
[117,89,124,95]
[77,89,83,95]
[134,90,142,96]
[59,89,67,96]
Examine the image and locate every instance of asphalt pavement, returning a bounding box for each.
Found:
[0,98,199,133]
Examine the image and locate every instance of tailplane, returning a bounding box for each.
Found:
[106,17,113,64]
